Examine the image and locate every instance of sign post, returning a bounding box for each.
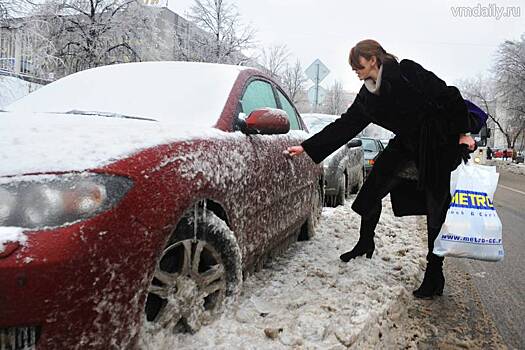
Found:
[305,59,330,112]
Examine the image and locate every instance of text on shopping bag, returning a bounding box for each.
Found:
[450,189,494,210]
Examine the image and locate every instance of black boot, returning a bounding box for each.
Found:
[413,259,445,299]
[339,237,375,262]
[340,207,379,262]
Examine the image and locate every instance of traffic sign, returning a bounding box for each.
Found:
[305,59,330,83]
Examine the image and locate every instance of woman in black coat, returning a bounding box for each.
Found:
[287,39,478,299]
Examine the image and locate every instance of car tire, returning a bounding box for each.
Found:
[144,207,242,334]
[335,175,345,206]
[299,181,323,240]
[350,168,364,194]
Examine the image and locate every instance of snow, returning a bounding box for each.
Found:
[0,110,241,177]
[486,159,525,176]
[6,62,245,126]
[0,227,27,252]
[138,195,428,349]
[0,75,42,108]
[301,113,338,134]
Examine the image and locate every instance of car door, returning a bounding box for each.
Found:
[239,79,314,257]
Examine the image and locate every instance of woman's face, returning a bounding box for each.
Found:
[353,56,378,80]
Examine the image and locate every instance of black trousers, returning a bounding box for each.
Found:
[359,172,449,265]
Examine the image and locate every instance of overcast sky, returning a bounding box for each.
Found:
[168,0,524,93]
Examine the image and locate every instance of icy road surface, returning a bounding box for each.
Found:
[140,195,429,349]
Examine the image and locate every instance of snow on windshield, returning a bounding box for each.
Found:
[302,113,338,134]
[6,62,245,127]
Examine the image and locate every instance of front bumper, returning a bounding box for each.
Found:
[0,211,155,349]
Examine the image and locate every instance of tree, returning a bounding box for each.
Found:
[460,35,525,150]
[459,75,525,150]
[22,0,168,78]
[186,0,255,64]
[281,59,307,104]
[493,35,525,149]
[321,80,347,115]
[257,44,289,80]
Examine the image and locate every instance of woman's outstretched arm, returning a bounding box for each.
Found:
[288,92,371,163]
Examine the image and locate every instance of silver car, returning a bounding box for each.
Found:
[303,114,365,207]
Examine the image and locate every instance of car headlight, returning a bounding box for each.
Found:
[0,173,133,229]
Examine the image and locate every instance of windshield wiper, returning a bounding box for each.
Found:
[61,110,157,122]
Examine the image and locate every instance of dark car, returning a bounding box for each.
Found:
[0,62,323,349]
[359,137,385,178]
[303,114,365,207]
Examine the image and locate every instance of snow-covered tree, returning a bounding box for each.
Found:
[257,44,289,81]
[281,59,307,104]
[322,80,347,115]
[186,0,255,64]
[21,0,170,78]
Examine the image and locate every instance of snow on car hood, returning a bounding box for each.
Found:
[0,111,228,177]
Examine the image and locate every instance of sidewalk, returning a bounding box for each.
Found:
[487,159,525,176]
[141,196,429,349]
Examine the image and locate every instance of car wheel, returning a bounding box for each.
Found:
[299,181,323,240]
[144,207,242,334]
[335,175,345,206]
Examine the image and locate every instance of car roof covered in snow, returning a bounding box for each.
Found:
[7,61,250,127]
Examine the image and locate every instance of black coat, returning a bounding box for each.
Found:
[301,59,480,218]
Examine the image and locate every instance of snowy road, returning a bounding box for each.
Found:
[139,195,429,349]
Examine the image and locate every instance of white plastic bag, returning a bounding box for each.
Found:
[433,162,503,261]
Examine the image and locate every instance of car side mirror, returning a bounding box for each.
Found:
[237,108,290,135]
[347,139,362,148]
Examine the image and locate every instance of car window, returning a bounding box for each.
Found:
[241,80,277,115]
[276,90,301,130]
[361,139,378,152]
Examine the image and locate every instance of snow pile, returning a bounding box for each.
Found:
[139,196,427,349]
[486,159,525,176]
[0,75,41,108]
[0,227,27,252]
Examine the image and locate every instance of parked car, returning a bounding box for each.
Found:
[0,62,323,349]
[302,114,365,207]
[359,137,385,178]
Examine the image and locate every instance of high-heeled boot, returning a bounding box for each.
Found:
[339,238,375,262]
[340,207,379,262]
[413,260,445,299]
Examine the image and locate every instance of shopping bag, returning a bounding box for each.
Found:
[433,162,503,261]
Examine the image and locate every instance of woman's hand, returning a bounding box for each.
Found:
[285,145,304,157]
[459,134,476,151]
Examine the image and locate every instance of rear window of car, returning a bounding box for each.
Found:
[361,139,379,152]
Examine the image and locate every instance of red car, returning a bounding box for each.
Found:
[0,62,323,349]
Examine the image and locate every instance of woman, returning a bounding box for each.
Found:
[287,39,479,299]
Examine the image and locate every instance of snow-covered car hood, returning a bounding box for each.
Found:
[0,111,227,177]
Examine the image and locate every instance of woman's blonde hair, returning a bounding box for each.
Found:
[349,39,397,70]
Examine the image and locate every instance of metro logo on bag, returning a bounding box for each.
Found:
[433,162,504,262]
[450,190,494,210]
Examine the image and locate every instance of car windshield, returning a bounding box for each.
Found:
[6,61,243,127]
[361,139,378,152]
[303,114,338,134]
